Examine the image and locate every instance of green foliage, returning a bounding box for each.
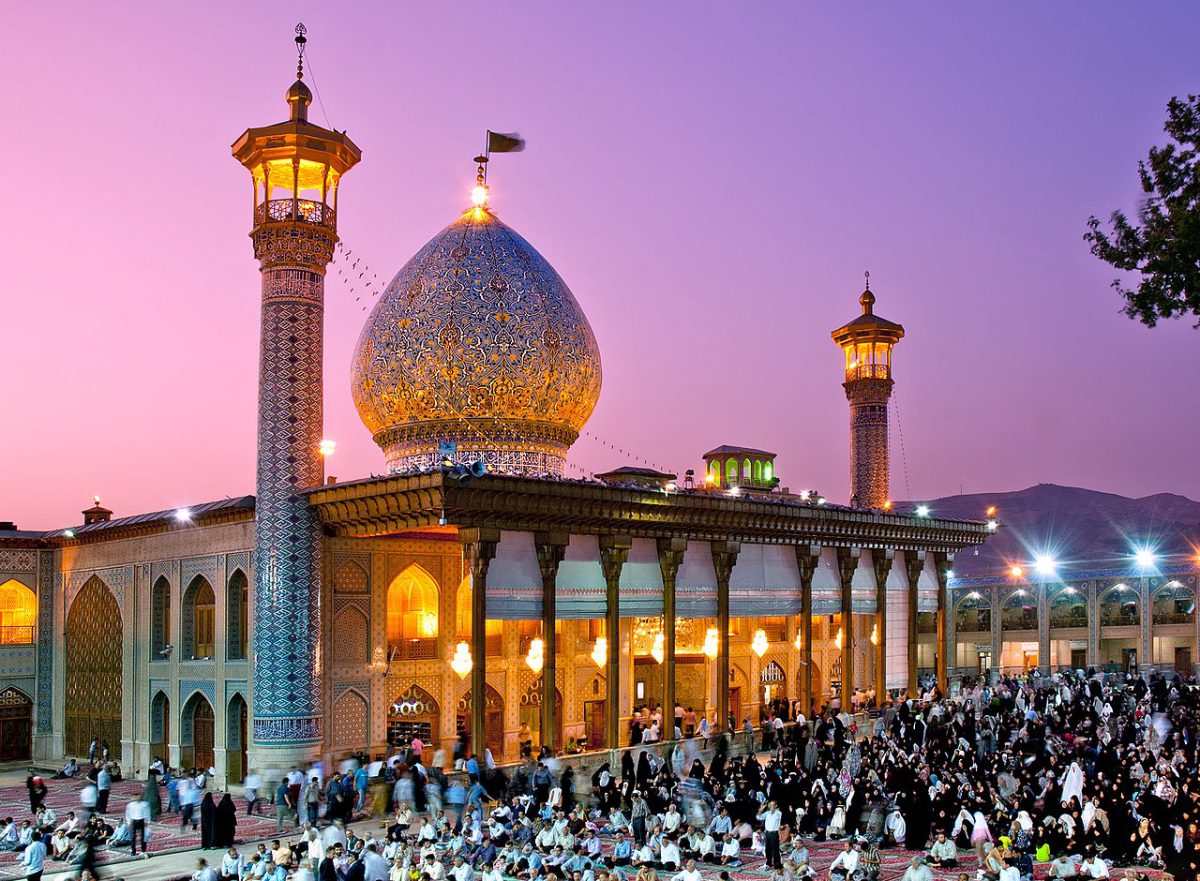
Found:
[1085,95,1200,327]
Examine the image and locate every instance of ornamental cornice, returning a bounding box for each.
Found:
[306,472,989,554]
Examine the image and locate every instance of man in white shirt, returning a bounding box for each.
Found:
[424,853,447,881]
[829,842,859,880]
[901,856,933,881]
[719,833,741,866]
[660,836,682,870]
[758,799,783,869]
[662,804,683,834]
[671,858,704,881]
[124,796,150,856]
[1048,854,1079,878]
[1079,855,1110,878]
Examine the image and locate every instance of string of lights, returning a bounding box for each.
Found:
[891,390,913,501]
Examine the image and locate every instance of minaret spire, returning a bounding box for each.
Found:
[831,277,905,509]
[231,27,361,769]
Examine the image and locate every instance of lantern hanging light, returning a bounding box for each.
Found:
[526,637,544,673]
[591,636,608,668]
[450,642,473,679]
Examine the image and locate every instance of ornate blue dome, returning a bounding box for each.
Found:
[351,206,602,476]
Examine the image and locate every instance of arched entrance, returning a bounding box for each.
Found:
[388,684,440,750]
[65,577,123,758]
[0,688,32,761]
[387,565,439,661]
[456,684,503,757]
[227,695,248,784]
[150,691,170,766]
[760,660,787,704]
[518,677,562,750]
[182,693,215,771]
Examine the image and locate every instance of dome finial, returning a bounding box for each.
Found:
[285,24,312,122]
[294,22,307,80]
[860,270,875,314]
[470,155,490,210]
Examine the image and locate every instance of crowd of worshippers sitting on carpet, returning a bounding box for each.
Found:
[7,669,1199,881]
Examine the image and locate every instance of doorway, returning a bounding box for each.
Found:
[0,689,31,761]
[1070,648,1087,670]
[977,650,992,677]
[1022,650,1039,672]
[583,700,605,750]
[1175,647,1192,673]
[1122,648,1138,672]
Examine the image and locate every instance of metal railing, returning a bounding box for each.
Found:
[954,618,990,633]
[1001,615,1038,632]
[1152,612,1195,625]
[1100,613,1141,627]
[845,364,891,381]
[1049,612,1089,629]
[255,198,335,228]
[389,639,438,661]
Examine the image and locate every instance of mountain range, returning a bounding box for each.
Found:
[905,483,1200,578]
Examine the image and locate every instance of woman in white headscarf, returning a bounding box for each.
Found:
[1060,760,1085,807]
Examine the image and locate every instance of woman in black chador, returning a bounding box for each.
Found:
[199,791,216,848]
[214,793,237,848]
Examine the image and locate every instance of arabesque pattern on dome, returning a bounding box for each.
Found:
[352,207,602,476]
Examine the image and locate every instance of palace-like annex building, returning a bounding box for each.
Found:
[1,49,992,785]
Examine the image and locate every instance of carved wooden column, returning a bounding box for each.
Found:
[836,547,859,703]
[795,546,819,716]
[711,541,740,733]
[535,533,569,753]
[904,552,924,697]
[933,552,952,691]
[657,538,687,738]
[460,528,499,758]
[872,550,895,700]
[599,535,631,750]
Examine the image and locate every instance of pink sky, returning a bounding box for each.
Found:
[5,3,1200,530]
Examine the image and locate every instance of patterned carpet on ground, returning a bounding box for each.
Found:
[0,777,280,878]
[0,778,1175,880]
[672,845,1171,881]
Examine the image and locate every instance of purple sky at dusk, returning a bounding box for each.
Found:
[5,3,1200,530]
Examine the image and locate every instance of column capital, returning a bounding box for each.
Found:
[795,545,821,583]
[711,540,741,583]
[835,546,860,586]
[904,550,926,586]
[656,538,687,583]
[599,535,632,583]
[460,529,499,580]
[872,549,895,588]
[534,533,569,581]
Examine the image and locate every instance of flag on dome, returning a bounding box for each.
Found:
[487,130,525,153]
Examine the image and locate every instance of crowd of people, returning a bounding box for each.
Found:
[8,669,1200,881]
